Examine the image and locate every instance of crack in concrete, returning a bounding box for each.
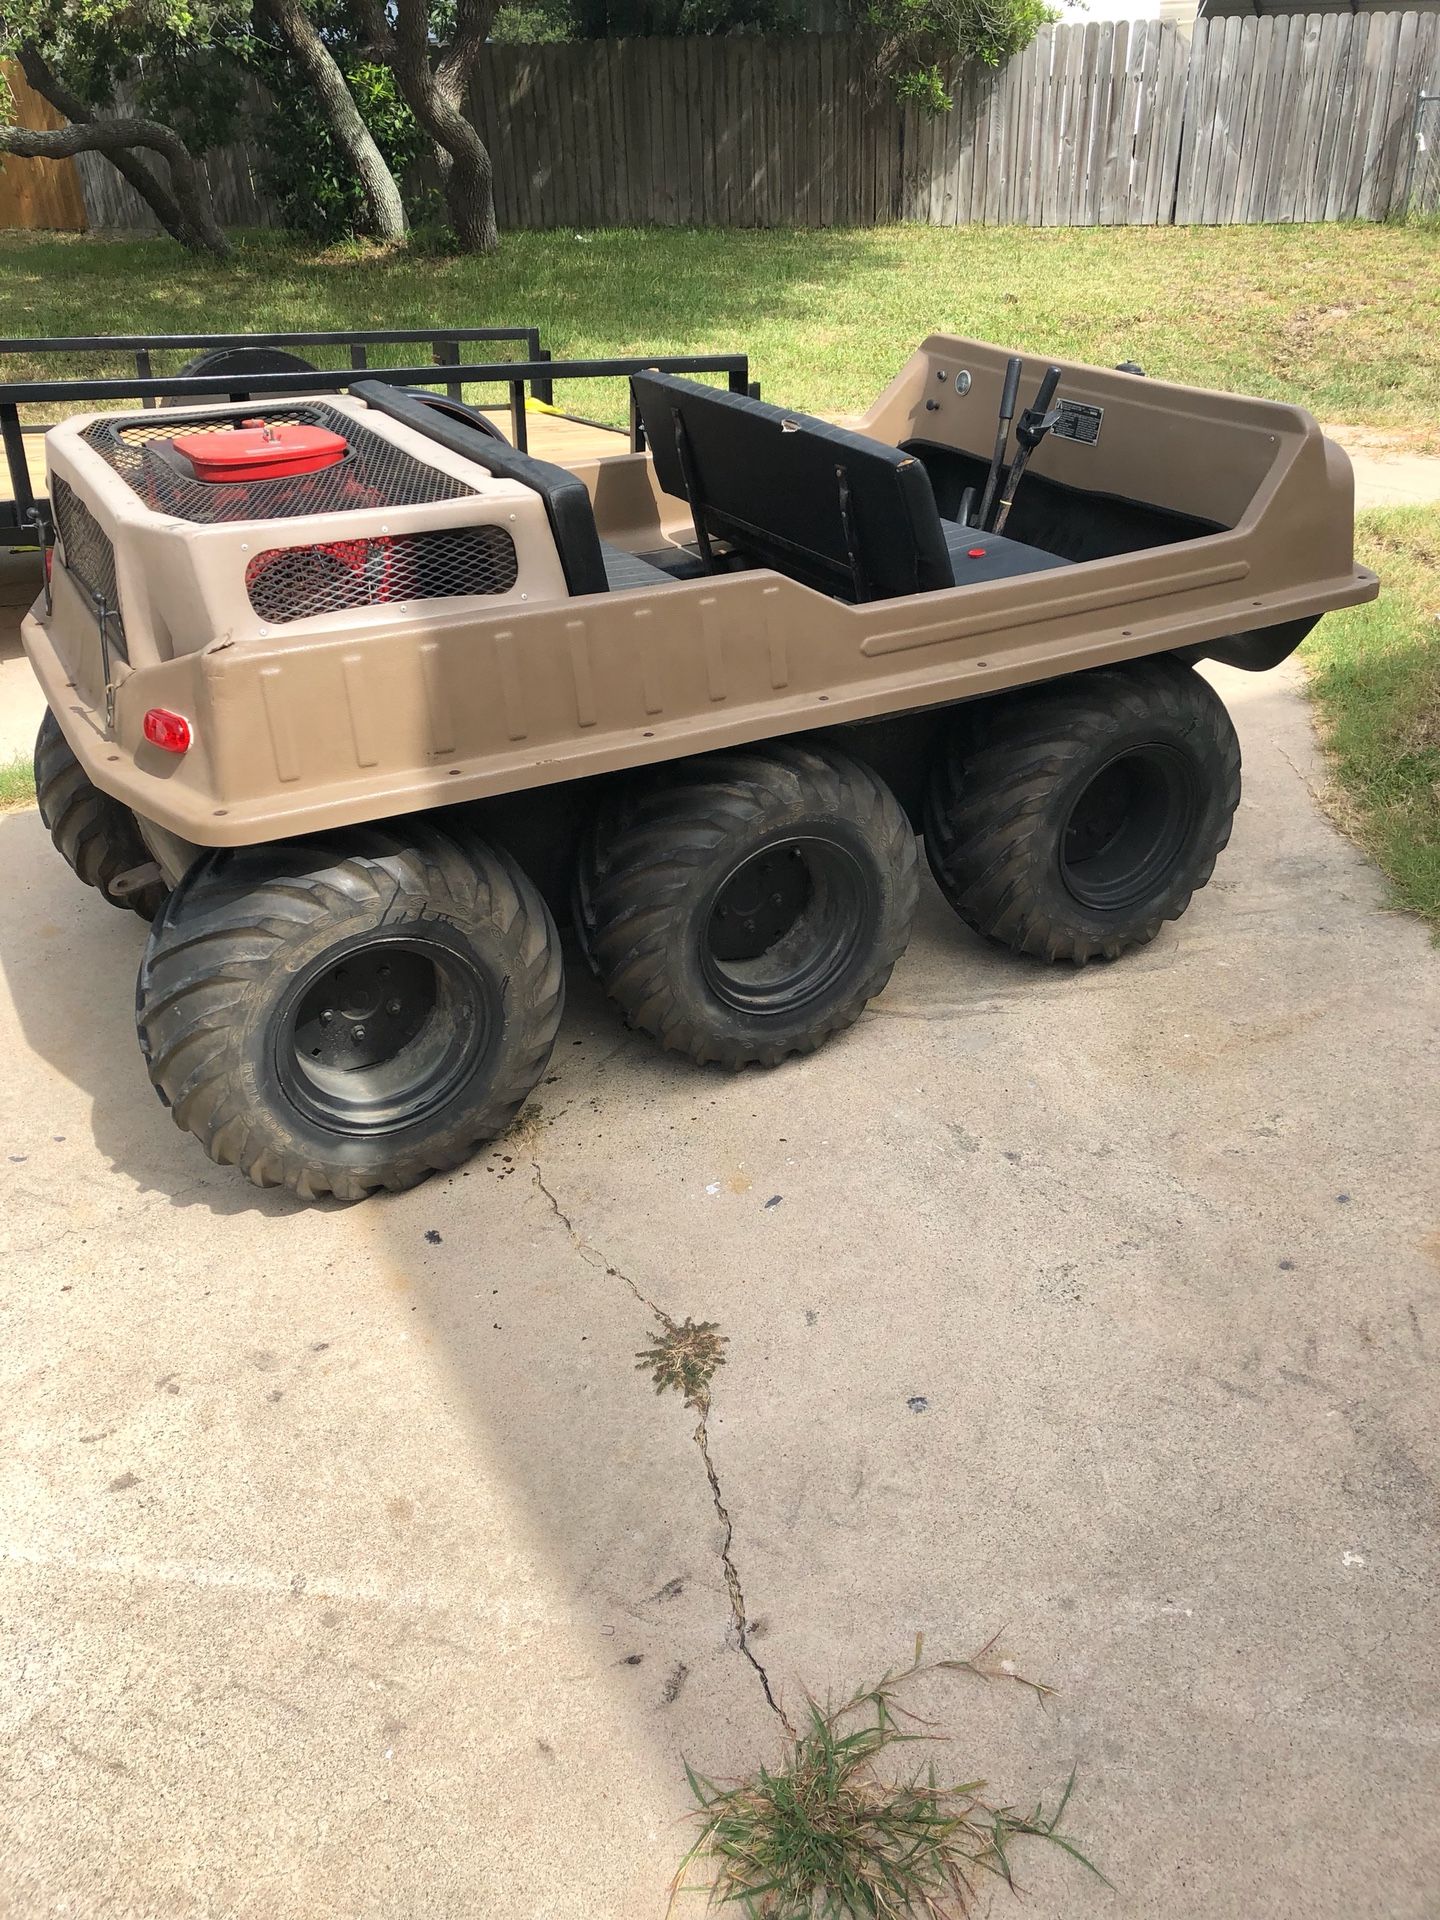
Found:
[530,1163,673,1325]
[690,1397,797,1741]
[530,1159,797,1742]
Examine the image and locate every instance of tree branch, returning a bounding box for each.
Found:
[0,124,227,254]
[361,0,500,252]
[3,113,180,161]
[352,0,395,55]
[14,40,192,244]
[444,0,499,79]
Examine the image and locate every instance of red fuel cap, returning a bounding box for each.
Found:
[171,421,348,482]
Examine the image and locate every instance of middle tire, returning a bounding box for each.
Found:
[577,742,918,1069]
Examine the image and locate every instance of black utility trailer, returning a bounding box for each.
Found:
[0,325,757,548]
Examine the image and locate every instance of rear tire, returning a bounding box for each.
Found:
[924,657,1241,964]
[135,822,563,1200]
[162,346,318,398]
[34,709,167,921]
[577,742,918,1069]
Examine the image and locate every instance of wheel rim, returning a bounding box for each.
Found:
[1059,744,1199,913]
[275,932,495,1136]
[699,835,871,1016]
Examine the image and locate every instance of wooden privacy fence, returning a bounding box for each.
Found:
[0,59,87,231]
[19,10,1438,236]
[479,11,1440,229]
[70,73,281,234]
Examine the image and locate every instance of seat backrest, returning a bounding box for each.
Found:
[352,379,609,597]
[630,372,954,601]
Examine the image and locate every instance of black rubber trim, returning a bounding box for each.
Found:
[1182,617,1319,673]
[353,377,608,597]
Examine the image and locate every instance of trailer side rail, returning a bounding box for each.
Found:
[0,349,752,545]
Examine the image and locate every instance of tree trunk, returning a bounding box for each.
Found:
[436,107,498,252]
[255,0,408,241]
[363,0,500,253]
[403,75,497,252]
[9,46,228,255]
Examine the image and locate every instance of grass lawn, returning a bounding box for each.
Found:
[1303,506,1440,934]
[0,222,1437,443]
[0,751,36,812]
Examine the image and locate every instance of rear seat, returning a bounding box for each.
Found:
[630,372,1069,603]
[352,380,674,597]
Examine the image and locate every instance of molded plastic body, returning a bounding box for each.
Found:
[23,336,1377,857]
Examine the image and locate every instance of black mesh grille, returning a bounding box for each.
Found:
[53,477,126,657]
[245,526,520,625]
[81,404,476,524]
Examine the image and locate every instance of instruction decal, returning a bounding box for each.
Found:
[1052,400,1103,446]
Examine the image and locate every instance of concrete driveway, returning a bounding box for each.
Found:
[2,644,1437,1919]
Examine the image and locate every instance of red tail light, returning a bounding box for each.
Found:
[143,709,192,754]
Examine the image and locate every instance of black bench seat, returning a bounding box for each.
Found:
[939,521,1071,585]
[630,371,1070,603]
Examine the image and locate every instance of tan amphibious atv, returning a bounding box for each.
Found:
[15,334,1376,1199]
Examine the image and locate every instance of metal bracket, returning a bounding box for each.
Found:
[672,408,718,574]
[95,596,120,734]
[835,465,870,603]
[108,861,162,901]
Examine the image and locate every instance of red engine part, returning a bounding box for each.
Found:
[137,429,384,524]
[171,420,349,482]
[244,535,407,624]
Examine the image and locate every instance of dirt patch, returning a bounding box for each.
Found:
[1321,422,1440,460]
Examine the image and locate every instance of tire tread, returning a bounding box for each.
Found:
[925,659,1241,965]
[136,822,562,1200]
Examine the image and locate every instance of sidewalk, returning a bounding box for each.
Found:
[1322,425,1440,510]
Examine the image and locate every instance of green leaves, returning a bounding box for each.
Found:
[863,0,1057,116]
[2,0,252,121]
[671,1637,1106,1916]
[250,7,430,241]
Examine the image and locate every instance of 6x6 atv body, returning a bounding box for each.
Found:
[16,333,1376,1198]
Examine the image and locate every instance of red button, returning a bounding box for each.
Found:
[967,547,987,558]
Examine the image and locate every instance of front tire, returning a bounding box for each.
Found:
[577,742,918,1069]
[135,822,563,1200]
[34,709,167,921]
[924,657,1241,964]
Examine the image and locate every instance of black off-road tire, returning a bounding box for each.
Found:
[34,709,168,921]
[135,822,564,1200]
[577,742,918,1069]
[924,657,1241,965]
[162,346,318,398]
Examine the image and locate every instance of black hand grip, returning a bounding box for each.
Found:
[999,356,1022,420]
[1033,365,1062,412]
